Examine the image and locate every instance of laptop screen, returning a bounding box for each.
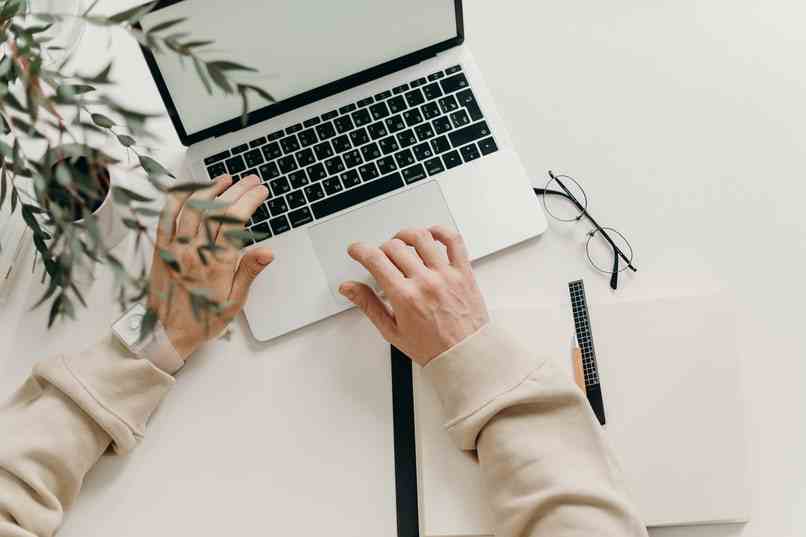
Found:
[141,0,458,140]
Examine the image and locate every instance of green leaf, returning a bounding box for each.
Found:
[112,186,153,204]
[186,199,229,211]
[0,0,25,19]
[206,63,232,94]
[167,182,210,193]
[225,228,267,243]
[138,155,174,178]
[116,134,136,147]
[192,57,212,95]
[27,23,53,35]
[80,62,112,84]
[159,249,181,272]
[31,279,59,310]
[57,84,96,98]
[137,308,158,343]
[206,214,244,225]
[90,113,115,128]
[147,17,186,34]
[183,40,214,49]
[0,166,6,210]
[206,61,257,73]
[122,217,144,231]
[10,184,17,214]
[238,83,276,104]
[108,2,157,24]
[133,206,161,217]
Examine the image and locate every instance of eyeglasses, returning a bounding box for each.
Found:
[533,171,637,290]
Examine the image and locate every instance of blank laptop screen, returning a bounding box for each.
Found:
[141,0,457,138]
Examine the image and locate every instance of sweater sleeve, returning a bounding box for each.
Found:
[423,322,649,537]
[0,336,174,537]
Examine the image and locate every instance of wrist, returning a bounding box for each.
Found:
[112,305,186,375]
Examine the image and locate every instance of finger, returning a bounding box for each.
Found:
[176,175,233,239]
[339,281,398,342]
[156,191,187,247]
[215,183,270,245]
[209,174,262,238]
[429,225,471,271]
[227,247,275,313]
[347,242,405,291]
[380,238,427,278]
[394,228,448,268]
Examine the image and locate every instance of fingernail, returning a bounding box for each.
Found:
[339,283,355,300]
[257,251,274,265]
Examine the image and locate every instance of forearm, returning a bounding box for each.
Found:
[0,337,174,537]
[425,323,648,537]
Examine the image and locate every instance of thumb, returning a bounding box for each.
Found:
[340,281,398,342]
[229,247,274,309]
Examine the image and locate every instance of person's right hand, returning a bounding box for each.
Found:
[339,226,489,366]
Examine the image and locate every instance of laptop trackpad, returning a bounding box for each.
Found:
[308,181,456,304]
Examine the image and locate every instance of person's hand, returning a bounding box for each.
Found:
[148,174,274,359]
[339,226,489,366]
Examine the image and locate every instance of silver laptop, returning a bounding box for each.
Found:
[140,0,547,341]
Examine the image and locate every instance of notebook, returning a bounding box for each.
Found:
[413,293,750,535]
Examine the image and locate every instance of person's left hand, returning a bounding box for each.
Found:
[147,174,273,359]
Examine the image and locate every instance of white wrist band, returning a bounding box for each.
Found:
[112,304,185,375]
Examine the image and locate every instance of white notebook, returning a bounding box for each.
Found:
[414,293,751,535]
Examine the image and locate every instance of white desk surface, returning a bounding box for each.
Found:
[2,1,805,536]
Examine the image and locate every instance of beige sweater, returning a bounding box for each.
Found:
[0,323,648,537]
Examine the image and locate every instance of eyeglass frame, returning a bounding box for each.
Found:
[533,171,638,290]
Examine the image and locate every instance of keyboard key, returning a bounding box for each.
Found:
[448,121,491,148]
[225,155,246,174]
[325,156,346,175]
[243,149,264,167]
[307,162,327,182]
[298,128,318,147]
[394,149,415,168]
[440,73,469,94]
[252,219,272,237]
[280,135,300,154]
[349,127,370,146]
[443,150,462,169]
[460,143,481,162]
[374,90,392,101]
[268,197,288,216]
[232,143,249,154]
[415,123,435,141]
[424,157,445,176]
[412,142,434,161]
[402,163,427,184]
[369,102,390,121]
[387,95,407,114]
[339,103,357,114]
[478,137,499,155]
[397,129,417,148]
[323,177,344,195]
[311,172,404,219]
[378,156,398,175]
[304,183,326,202]
[446,65,462,75]
[358,162,380,182]
[270,215,291,235]
[341,169,361,188]
[428,71,445,81]
[361,142,382,162]
[296,148,316,167]
[289,207,313,228]
[415,76,430,87]
[433,116,453,135]
[243,169,258,180]
[249,136,267,148]
[431,135,451,154]
[357,97,374,108]
[456,88,484,121]
[316,122,337,140]
[259,161,280,180]
[268,130,285,141]
[303,117,322,128]
[379,136,400,155]
[439,95,459,114]
[403,109,424,127]
[262,142,282,161]
[385,115,406,133]
[368,122,388,140]
[322,110,339,121]
[231,174,241,182]
[393,83,409,95]
[343,149,363,168]
[288,170,309,189]
[286,190,307,209]
[450,109,471,128]
[352,108,372,127]
[207,162,226,179]
[278,155,298,174]
[422,101,441,120]
[332,135,352,153]
[204,150,230,166]
[313,141,334,161]
[270,177,291,195]
[422,82,443,101]
[334,115,355,134]
[286,123,303,134]
[405,89,425,108]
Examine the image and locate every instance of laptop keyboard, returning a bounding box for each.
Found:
[202,65,499,242]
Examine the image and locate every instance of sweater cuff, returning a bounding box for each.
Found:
[33,336,175,454]
[423,322,544,447]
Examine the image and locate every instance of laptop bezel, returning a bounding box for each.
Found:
[136,0,465,147]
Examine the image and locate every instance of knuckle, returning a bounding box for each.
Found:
[413,228,432,243]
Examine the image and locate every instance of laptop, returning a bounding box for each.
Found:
[140,0,547,341]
